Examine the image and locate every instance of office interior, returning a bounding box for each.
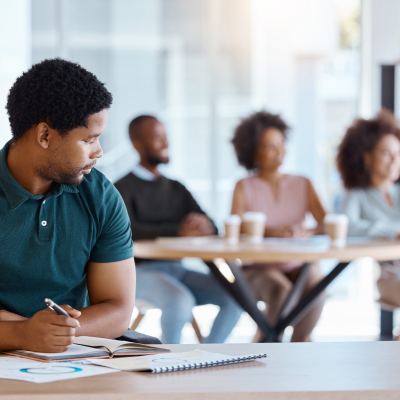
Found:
[0,0,399,344]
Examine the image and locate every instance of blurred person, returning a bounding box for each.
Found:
[337,110,400,237]
[115,115,242,344]
[337,110,400,318]
[230,111,326,342]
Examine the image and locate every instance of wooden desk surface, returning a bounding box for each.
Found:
[134,236,400,263]
[2,342,400,400]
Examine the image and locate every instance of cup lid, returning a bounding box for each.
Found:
[242,212,267,222]
[225,214,242,224]
[324,213,349,223]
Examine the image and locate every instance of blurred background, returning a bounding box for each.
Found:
[1,0,400,343]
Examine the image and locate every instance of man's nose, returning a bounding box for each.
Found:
[93,143,103,159]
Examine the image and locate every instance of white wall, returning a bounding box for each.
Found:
[0,0,31,147]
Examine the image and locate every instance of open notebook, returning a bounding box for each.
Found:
[5,336,170,362]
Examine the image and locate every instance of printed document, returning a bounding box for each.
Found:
[0,356,116,383]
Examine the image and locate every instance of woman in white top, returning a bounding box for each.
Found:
[338,110,400,238]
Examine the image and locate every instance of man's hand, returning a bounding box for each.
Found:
[266,225,313,238]
[178,213,214,237]
[284,225,312,238]
[17,305,81,353]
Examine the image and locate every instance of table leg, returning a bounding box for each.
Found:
[204,261,275,342]
[380,309,394,341]
[275,262,350,335]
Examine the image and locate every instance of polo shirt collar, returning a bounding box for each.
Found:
[0,140,78,211]
[62,185,79,194]
[132,164,157,181]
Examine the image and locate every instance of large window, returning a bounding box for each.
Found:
[24,0,361,226]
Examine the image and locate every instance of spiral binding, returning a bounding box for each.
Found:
[151,353,267,373]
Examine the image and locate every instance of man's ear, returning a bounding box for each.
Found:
[132,139,143,154]
[36,122,52,149]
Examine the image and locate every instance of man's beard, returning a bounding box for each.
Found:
[36,161,96,187]
[145,153,169,166]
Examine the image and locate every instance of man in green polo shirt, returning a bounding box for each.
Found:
[0,59,136,353]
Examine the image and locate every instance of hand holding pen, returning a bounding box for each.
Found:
[11,299,81,353]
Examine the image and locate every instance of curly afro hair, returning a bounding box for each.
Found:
[6,58,113,140]
[231,110,290,171]
[337,109,400,189]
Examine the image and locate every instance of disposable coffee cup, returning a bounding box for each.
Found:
[242,212,267,244]
[224,215,242,245]
[324,214,349,248]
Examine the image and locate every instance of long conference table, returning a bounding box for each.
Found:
[2,341,400,399]
[133,236,400,342]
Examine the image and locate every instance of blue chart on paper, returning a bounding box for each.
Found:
[20,366,83,375]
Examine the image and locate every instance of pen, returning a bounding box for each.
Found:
[45,298,81,328]
[44,298,71,317]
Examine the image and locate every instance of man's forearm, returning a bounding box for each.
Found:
[75,301,132,338]
[0,304,131,341]
[0,321,25,351]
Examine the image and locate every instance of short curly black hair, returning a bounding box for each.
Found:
[128,115,157,141]
[231,111,290,170]
[6,58,113,140]
[337,109,400,189]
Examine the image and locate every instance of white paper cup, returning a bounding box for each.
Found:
[224,215,242,245]
[324,213,349,247]
[242,212,267,243]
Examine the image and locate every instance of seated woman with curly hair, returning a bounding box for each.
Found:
[337,109,400,237]
[231,111,327,342]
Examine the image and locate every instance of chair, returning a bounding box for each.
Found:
[131,299,204,343]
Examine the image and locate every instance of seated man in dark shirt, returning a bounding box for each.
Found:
[115,116,242,344]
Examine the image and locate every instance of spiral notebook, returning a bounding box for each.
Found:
[90,349,267,373]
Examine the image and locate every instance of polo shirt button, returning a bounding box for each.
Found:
[41,221,47,226]
[43,200,46,204]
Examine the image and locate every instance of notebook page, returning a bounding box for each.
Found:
[9,344,105,360]
[74,336,167,354]
[74,337,127,353]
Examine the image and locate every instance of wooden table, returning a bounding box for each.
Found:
[134,237,400,342]
[2,341,400,399]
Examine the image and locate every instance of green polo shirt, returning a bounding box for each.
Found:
[0,140,134,318]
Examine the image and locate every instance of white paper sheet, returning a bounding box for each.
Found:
[263,235,331,252]
[0,356,117,383]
